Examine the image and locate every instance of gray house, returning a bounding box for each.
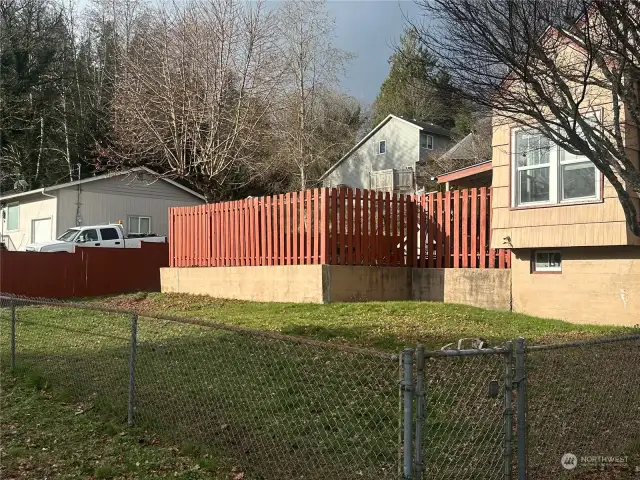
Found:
[0,167,204,251]
[319,114,453,193]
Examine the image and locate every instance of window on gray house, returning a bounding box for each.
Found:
[129,215,151,234]
[421,135,434,150]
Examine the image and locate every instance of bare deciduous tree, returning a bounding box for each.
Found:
[110,0,280,200]
[412,0,640,235]
[274,0,356,190]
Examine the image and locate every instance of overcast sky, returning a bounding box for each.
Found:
[325,1,424,105]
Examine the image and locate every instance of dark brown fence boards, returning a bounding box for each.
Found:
[0,242,168,298]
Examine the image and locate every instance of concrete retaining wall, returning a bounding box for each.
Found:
[161,265,511,310]
[412,269,512,310]
[325,266,412,302]
[161,265,325,303]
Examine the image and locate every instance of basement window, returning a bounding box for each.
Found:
[532,250,562,273]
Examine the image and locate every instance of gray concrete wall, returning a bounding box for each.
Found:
[161,264,511,311]
[161,265,325,303]
[412,269,512,310]
[324,265,412,302]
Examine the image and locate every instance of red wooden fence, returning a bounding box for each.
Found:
[0,242,168,298]
[169,187,511,269]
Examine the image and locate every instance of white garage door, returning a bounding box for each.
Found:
[32,218,53,243]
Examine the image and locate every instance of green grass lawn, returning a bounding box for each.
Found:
[0,368,226,479]
[2,303,400,479]
[2,294,638,479]
[94,292,635,351]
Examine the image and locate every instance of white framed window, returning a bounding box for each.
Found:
[375,140,387,155]
[6,202,19,231]
[532,250,562,273]
[421,134,434,150]
[128,215,151,235]
[559,147,598,202]
[512,126,600,207]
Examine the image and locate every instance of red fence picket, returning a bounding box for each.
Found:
[168,187,510,269]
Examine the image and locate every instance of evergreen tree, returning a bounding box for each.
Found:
[372,28,458,129]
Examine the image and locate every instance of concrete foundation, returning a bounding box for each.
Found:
[161,265,512,310]
[324,266,412,302]
[162,248,640,325]
[511,247,640,326]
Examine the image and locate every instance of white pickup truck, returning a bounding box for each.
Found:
[25,224,166,252]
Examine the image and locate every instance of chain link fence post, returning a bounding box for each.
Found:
[515,337,527,480]
[503,341,514,480]
[128,312,138,427]
[402,347,414,480]
[10,299,16,370]
[414,344,424,480]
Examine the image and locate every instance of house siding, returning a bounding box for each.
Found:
[511,247,640,326]
[56,173,202,237]
[323,118,451,190]
[1,192,58,251]
[490,118,640,249]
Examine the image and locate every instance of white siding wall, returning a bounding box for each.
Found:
[1,192,58,250]
[56,173,203,236]
[324,118,422,189]
[323,119,453,190]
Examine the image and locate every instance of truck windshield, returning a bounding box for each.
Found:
[57,229,80,242]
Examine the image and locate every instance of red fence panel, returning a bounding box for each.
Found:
[354,189,361,265]
[166,186,510,270]
[470,188,478,268]
[479,187,488,268]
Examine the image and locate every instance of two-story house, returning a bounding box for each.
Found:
[489,95,639,324]
[319,114,453,194]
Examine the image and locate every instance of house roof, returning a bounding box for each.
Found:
[397,117,454,138]
[318,114,452,182]
[436,160,493,184]
[439,133,477,162]
[437,117,492,165]
[0,167,206,202]
[439,132,491,164]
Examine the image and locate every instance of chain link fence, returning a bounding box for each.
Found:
[1,295,639,479]
[526,335,640,479]
[0,296,400,479]
[420,347,512,480]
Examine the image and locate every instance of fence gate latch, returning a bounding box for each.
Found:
[488,379,499,398]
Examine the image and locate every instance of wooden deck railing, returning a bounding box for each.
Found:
[169,187,511,268]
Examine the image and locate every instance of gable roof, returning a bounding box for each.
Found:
[318,114,452,182]
[439,132,492,164]
[0,167,206,202]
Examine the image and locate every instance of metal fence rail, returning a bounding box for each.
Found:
[1,295,639,479]
[1,296,400,479]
